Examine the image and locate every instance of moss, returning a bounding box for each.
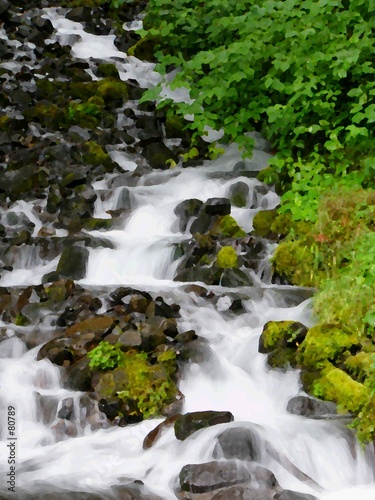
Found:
[272,239,317,287]
[14,313,29,326]
[83,141,111,166]
[297,325,359,369]
[165,113,188,138]
[0,115,10,129]
[97,63,119,79]
[216,246,238,269]
[252,209,278,238]
[127,35,159,61]
[344,352,375,385]
[260,320,300,350]
[97,78,128,102]
[211,215,246,239]
[267,347,299,370]
[312,363,370,414]
[81,218,114,231]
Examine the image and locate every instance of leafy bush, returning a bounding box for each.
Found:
[88,341,124,370]
[143,1,374,161]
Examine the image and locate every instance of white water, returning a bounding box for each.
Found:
[0,8,374,500]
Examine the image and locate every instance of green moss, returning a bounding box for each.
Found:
[97,78,128,102]
[127,35,159,61]
[216,246,238,269]
[83,141,111,166]
[97,63,119,79]
[14,313,29,326]
[313,364,370,414]
[267,347,298,370]
[252,209,278,238]
[272,239,317,287]
[297,325,359,369]
[260,320,299,350]
[344,352,375,386]
[82,218,114,231]
[211,215,246,239]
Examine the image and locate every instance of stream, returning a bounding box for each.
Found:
[0,5,375,500]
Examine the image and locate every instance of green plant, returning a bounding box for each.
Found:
[216,246,238,268]
[88,341,124,370]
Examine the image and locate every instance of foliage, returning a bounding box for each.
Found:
[142,0,374,189]
[216,246,238,268]
[211,215,246,238]
[88,341,124,370]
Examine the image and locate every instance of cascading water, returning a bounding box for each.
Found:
[0,6,374,500]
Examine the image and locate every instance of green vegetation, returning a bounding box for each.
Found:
[216,246,238,268]
[89,342,177,419]
[142,0,375,442]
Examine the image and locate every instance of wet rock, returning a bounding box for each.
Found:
[55,245,90,280]
[228,181,249,208]
[174,411,234,441]
[67,316,114,337]
[115,187,133,211]
[58,398,74,420]
[274,491,318,500]
[220,268,253,287]
[66,356,92,391]
[203,198,231,216]
[212,426,261,461]
[112,481,164,500]
[35,393,59,426]
[286,396,337,419]
[143,141,177,170]
[252,209,278,238]
[0,0,10,16]
[175,199,203,232]
[179,461,252,493]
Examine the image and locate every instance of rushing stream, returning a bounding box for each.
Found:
[0,6,375,500]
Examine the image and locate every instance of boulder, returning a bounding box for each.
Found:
[174,411,234,441]
[179,461,252,493]
[212,426,261,461]
[286,396,337,419]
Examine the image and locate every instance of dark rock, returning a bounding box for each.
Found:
[179,461,251,493]
[220,268,253,287]
[0,0,10,16]
[66,356,92,391]
[228,182,249,208]
[274,490,318,500]
[56,246,89,280]
[111,481,164,500]
[143,141,177,170]
[174,267,221,285]
[212,426,261,461]
[286,396,337,419]
[174,411,234,441]
[174,199,203,232]
[58,398,74,420]
[203,198,231,216]
[66,7,92,23]
[115,187,133,211]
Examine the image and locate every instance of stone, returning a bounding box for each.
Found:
[174,411,234,441]
[274,490,318,500]
[179,461,251,493]
[212,426,261,461]
[203,198,231,216]
[286,396,337,419]
[56,246,90,280]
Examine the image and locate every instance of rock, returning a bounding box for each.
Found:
[252,209,278,238]
[66,316,114,337]
[212,426,261,461]
[228,182,249,208]
[179,461,252,493]
[220,268,253,287]
[274,490,318,500]
[143,141,177,169]
[58,398,74,420]
[56,246,90,280]
[174,199,203,232]
[203,198,231,216]
[143,415,180,449]
[0,0,10,16]
[286,396,338,419]
[174,411,234,441]
[115,187,133,211]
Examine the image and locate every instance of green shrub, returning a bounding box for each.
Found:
[88,341,124,370]
[216,246,238,268]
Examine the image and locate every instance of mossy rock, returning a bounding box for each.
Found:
[266,347,299,370]
[127,35,159,61]
[344,352,375,385]
[97,78,129,103]
[296,325,360,370]
[82,141,111,167]
[216,246,238,269]
[312,363,370,414]
[165,113,189,139]
[252,209,278,238]
[81,218,114,231]
[211,215,246,239]
[259,320,308,352]
[93,349,177,420]
[97,63,119,79]
[272,239,317,287]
